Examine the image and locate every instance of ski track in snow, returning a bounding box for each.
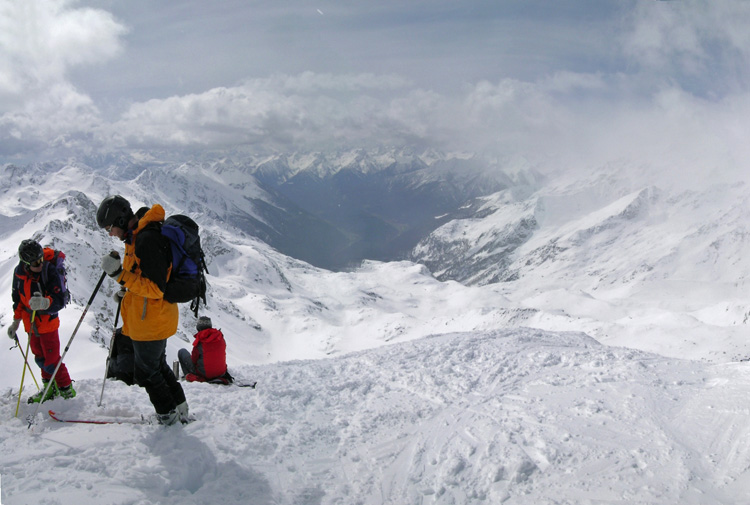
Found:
[3,328,750,505]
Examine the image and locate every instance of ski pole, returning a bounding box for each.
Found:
[14,342,28,418]
[14,312,36,418]
[12,333,40,390]
[97,300,121,407]
[28,271,107,427]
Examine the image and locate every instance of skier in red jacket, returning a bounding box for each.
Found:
[8,240,76,403]
[178,316,232,384]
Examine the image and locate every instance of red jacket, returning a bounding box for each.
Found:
[192,328,227,379]
[11,249,67,334]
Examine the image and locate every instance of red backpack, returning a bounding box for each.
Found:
[191,328,227,380]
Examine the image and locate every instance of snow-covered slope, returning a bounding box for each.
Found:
[4,328,750,504]
[412,163,750,361]
[413,163,750,289]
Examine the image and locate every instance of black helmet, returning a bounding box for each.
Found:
[97,195,133,230]
[18,239,43,265]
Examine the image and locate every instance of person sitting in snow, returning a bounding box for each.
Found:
[178,316,233,384]
[106,328,135,385]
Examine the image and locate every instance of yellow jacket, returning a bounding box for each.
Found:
[116,204,178,341]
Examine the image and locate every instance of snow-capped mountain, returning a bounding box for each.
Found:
[411,161,750,360]
[70,148,522,271]
[0,160,527,389]
[413,162,750,289]
[3,155,750,504]
[250,149,517,269]
[2,156,748,373]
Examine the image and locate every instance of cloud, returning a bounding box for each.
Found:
[0,0,126,156]
[0,0,125,91]
[2,0,750,181]
[622,0,750,96]
[103,73,426,152]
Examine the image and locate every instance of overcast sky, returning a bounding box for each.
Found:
[2,0,750,172]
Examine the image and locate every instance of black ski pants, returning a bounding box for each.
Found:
[132,339,186,415]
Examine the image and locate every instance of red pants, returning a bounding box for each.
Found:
[29,329,72,388]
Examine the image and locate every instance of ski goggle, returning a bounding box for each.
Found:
[24,258,43,267]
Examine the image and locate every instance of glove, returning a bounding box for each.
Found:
[102,252,123,278]
[7,319,21,339]
[113,288,126,303]
[29,292,51,311]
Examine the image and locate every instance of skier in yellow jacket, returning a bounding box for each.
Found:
[97,195,188,425]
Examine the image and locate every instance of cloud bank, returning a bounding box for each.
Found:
[1,0,750,181]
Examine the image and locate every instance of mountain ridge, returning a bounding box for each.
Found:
[4,148,527,271]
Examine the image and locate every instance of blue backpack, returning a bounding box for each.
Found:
[160,215,208,315]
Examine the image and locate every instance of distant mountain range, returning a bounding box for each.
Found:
[2,151,748,373]
[7,151,748,294]
[248,149,520,269]
[24,149,523,271]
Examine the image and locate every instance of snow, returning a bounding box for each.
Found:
[3,159,750,503]
[3,329,750,504]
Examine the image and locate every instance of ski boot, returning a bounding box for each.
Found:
[27,380,58,404]
[156,409,180,426]
[58,383,76,399]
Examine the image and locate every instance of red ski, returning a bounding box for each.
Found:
[48,410,149,425]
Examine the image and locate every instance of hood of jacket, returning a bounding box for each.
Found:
[136,204,166,233]
[194,328,224,345]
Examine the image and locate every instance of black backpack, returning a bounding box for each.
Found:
[160,215,208,316]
